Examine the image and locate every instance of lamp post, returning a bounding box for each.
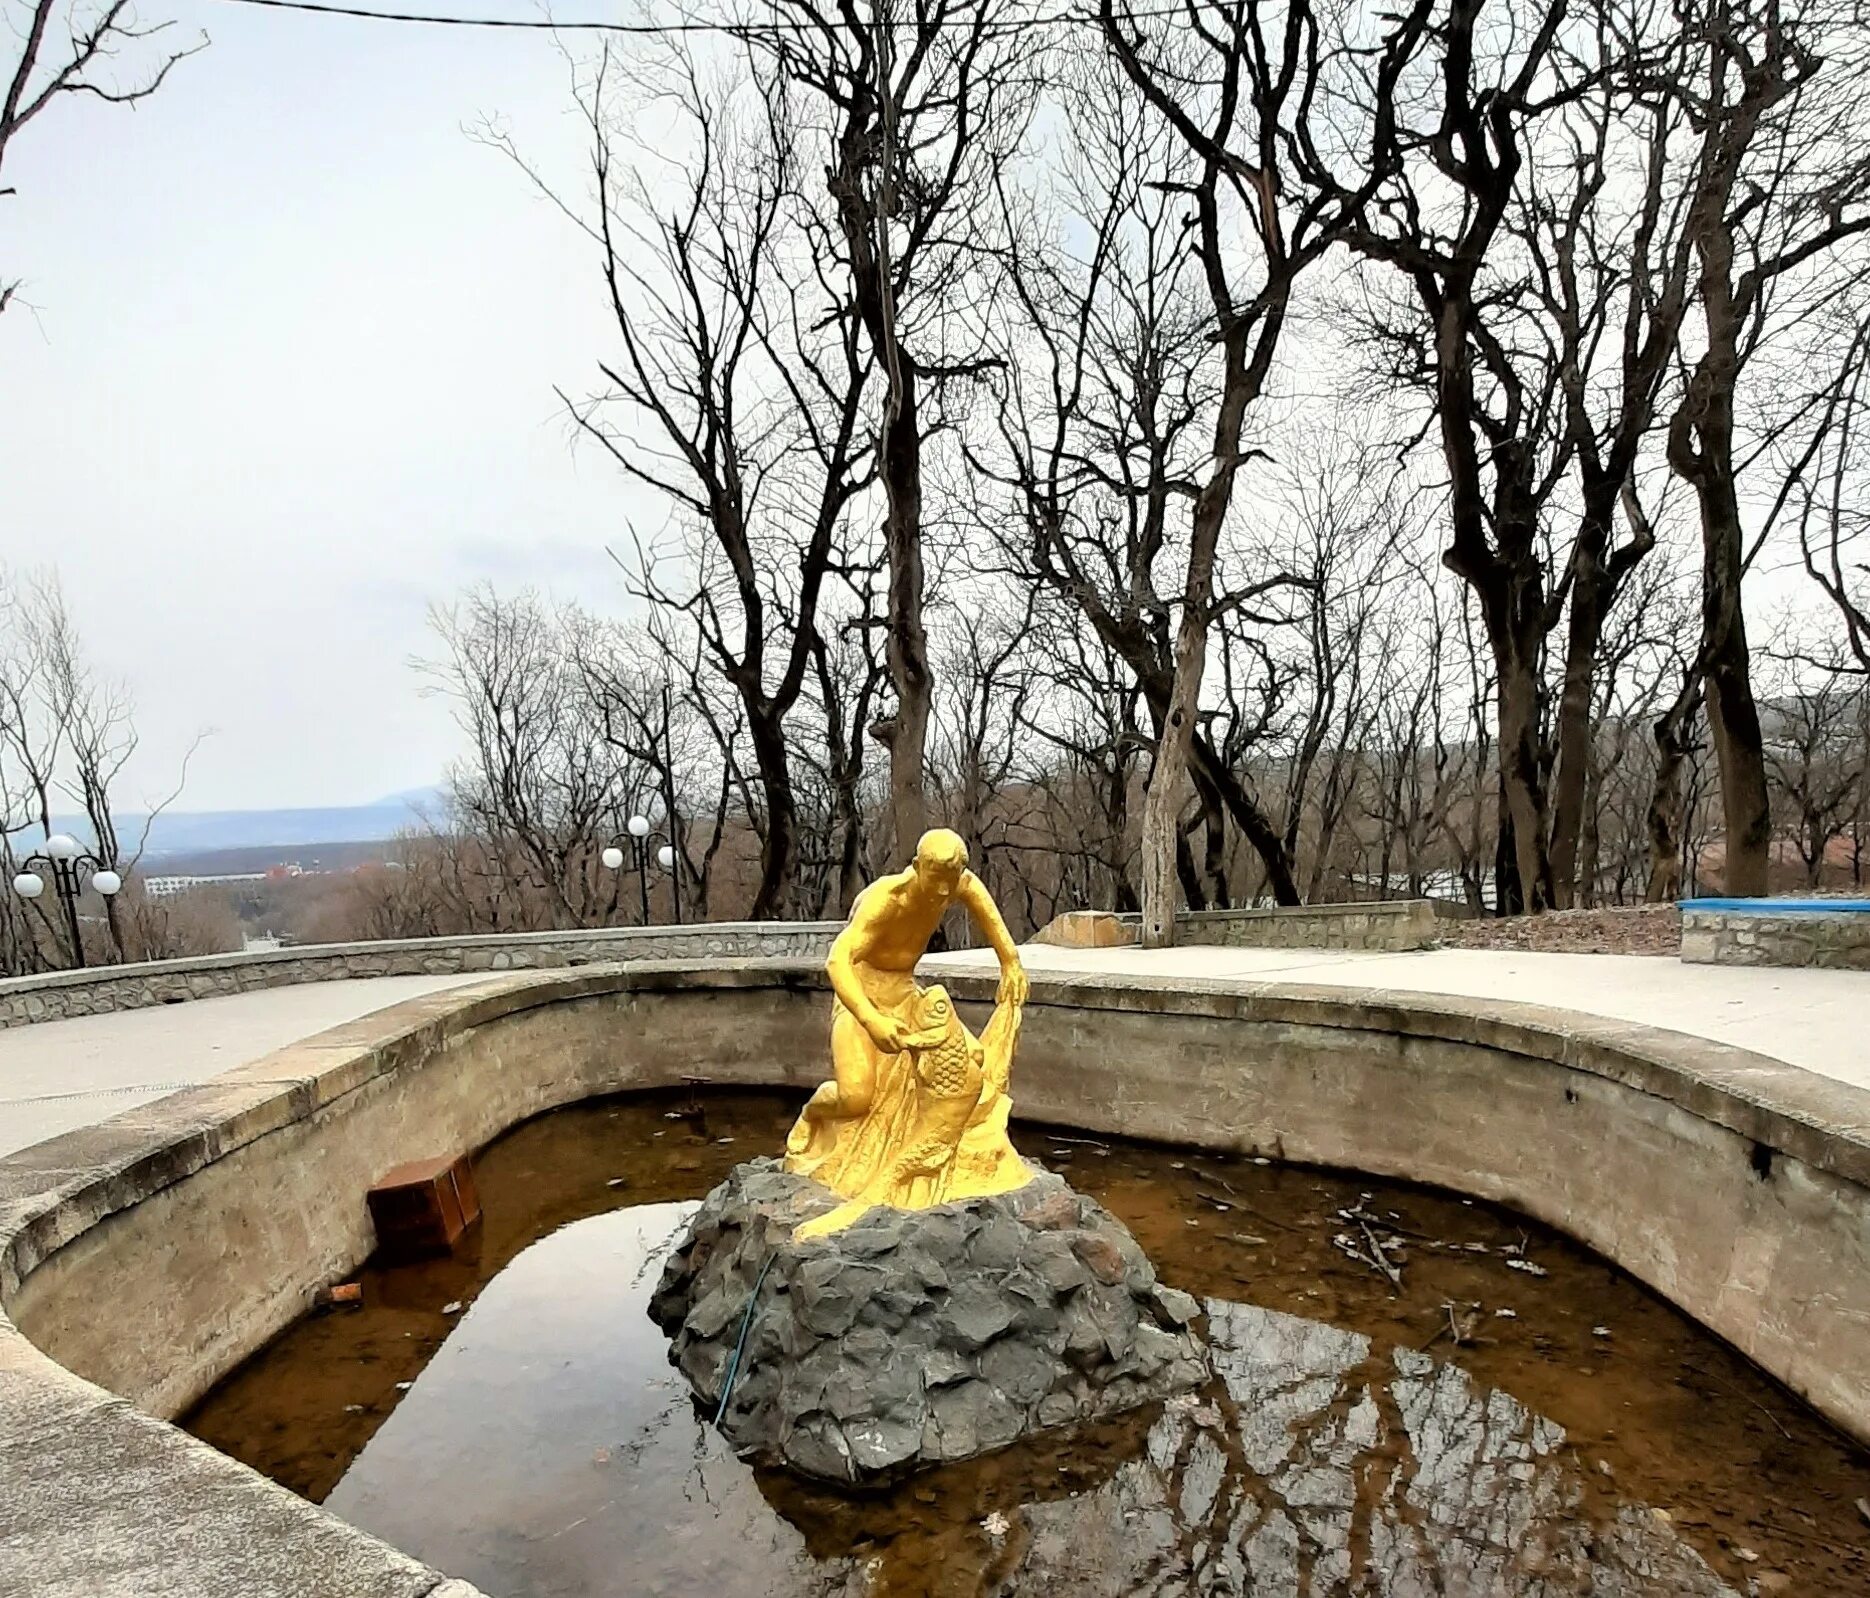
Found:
[601,813,681,926]
[11,833,123,969]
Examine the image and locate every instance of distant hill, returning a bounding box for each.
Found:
[136,839,412,877]
[36,795,449,862]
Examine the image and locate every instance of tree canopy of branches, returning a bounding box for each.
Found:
[2,0,202,313]
[441,0,1870,937]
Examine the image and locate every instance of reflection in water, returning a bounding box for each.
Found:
[997,1304,1736,1597]
[323,1207,1734,1598]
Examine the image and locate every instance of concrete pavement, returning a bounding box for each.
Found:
[927,941,1870,1094]
[0,974,491,1158]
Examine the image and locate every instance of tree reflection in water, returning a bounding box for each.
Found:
[757,1301,1735,1598]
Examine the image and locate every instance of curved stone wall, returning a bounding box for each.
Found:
[3,961,1868,1598]
[0,922,841,1028]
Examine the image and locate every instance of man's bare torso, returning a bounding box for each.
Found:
[843,867,972,973]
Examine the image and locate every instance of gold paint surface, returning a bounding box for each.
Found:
[784,829,1032,1238]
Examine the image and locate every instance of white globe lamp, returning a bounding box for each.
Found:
[43,833,80,861]
[12,872,44,900]
[657,844,676,872]
[92,870,123,897]
[601,845,625,871]
[627,815,651,840]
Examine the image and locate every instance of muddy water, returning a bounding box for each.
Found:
[185,1090,1870,1598]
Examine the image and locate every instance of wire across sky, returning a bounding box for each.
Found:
[205,0,1190,34]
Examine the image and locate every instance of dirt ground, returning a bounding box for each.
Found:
[1437,903,1682,956]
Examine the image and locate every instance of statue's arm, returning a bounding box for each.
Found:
[827,906,906,1051]
[959,871,1029,1006]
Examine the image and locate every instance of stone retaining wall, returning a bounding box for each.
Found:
[1174,899,1446,950]
[1039,899,1450,952]
[1682,906,1870,970]
[3,962,1869,1598]
[0,923,841,1029]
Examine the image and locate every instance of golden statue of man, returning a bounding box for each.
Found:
[785,828,1034,1238]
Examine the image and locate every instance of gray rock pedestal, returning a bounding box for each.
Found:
[649,1159,1209,1487]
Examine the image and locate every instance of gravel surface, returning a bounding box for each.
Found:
[1437,904,1681,956]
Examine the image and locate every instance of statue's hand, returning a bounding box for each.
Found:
[869,1014,912,1053]
[997,961,1029,1009]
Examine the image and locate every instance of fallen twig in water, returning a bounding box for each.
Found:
[1333,1220,1403,1291]
[1420,1300,1486,1352]
[1358,1218,1404,1290]
[1702,1372,1795,1442]
[1217,1195,1308,1237]
[1340,1200,1438,1245]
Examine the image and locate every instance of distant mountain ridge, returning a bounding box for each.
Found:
[37,789,448,861]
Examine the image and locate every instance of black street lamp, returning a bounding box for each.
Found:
[11,833,123,969]
[601,813,681,926]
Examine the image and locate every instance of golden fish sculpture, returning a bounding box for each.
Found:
[784,829,1033,1240]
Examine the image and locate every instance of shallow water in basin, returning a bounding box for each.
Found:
[186,1090,1870,1597]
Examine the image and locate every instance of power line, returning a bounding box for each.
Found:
[209,0,745,30]
[204,0,1180,33]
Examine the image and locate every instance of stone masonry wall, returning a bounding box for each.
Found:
[1105,899,1446,952]
[1040,901,1450,952]
[0,923,841,1030]
[1681,909,1870,971]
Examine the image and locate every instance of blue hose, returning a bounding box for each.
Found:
[713,1253,776,1429]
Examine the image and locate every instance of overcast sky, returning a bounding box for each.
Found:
[2,0,645,811]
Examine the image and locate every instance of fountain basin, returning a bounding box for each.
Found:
[3,959,1869,1598]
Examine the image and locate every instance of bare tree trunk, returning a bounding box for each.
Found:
[1192,765,1230,909]
[1578,757,1603,909]
[1494,795,1524,916]
[1193,734,1302,906]
[1140,604,1206,945]
[1493,618,1554,912]
[1672,351,1772,895]
[1701,490,1771,895]
[1645,683,1700,901]
[745,708,798,919]
[876,378,931,861]
[1548,542,1616,905]
[1173,823,1207,914]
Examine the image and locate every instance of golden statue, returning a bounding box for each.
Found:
[785,829,1033,1240]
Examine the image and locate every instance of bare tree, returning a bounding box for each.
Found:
[0,568,196,970]
[486,37,874,918]
[414,0,1870,935]
[1096,0,1433,941]
[1761,641,1867,886]
[420,588,657,930]
[2,0,202,312]
[752,0,1041,862]
[1781,295,1870,674]
[1660,0,1870,893]
[1309,0,1703,911]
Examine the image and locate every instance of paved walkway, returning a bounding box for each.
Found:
[2,946,1865,1163]
[927,943,1870,1093]
[0,975,490,1159]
